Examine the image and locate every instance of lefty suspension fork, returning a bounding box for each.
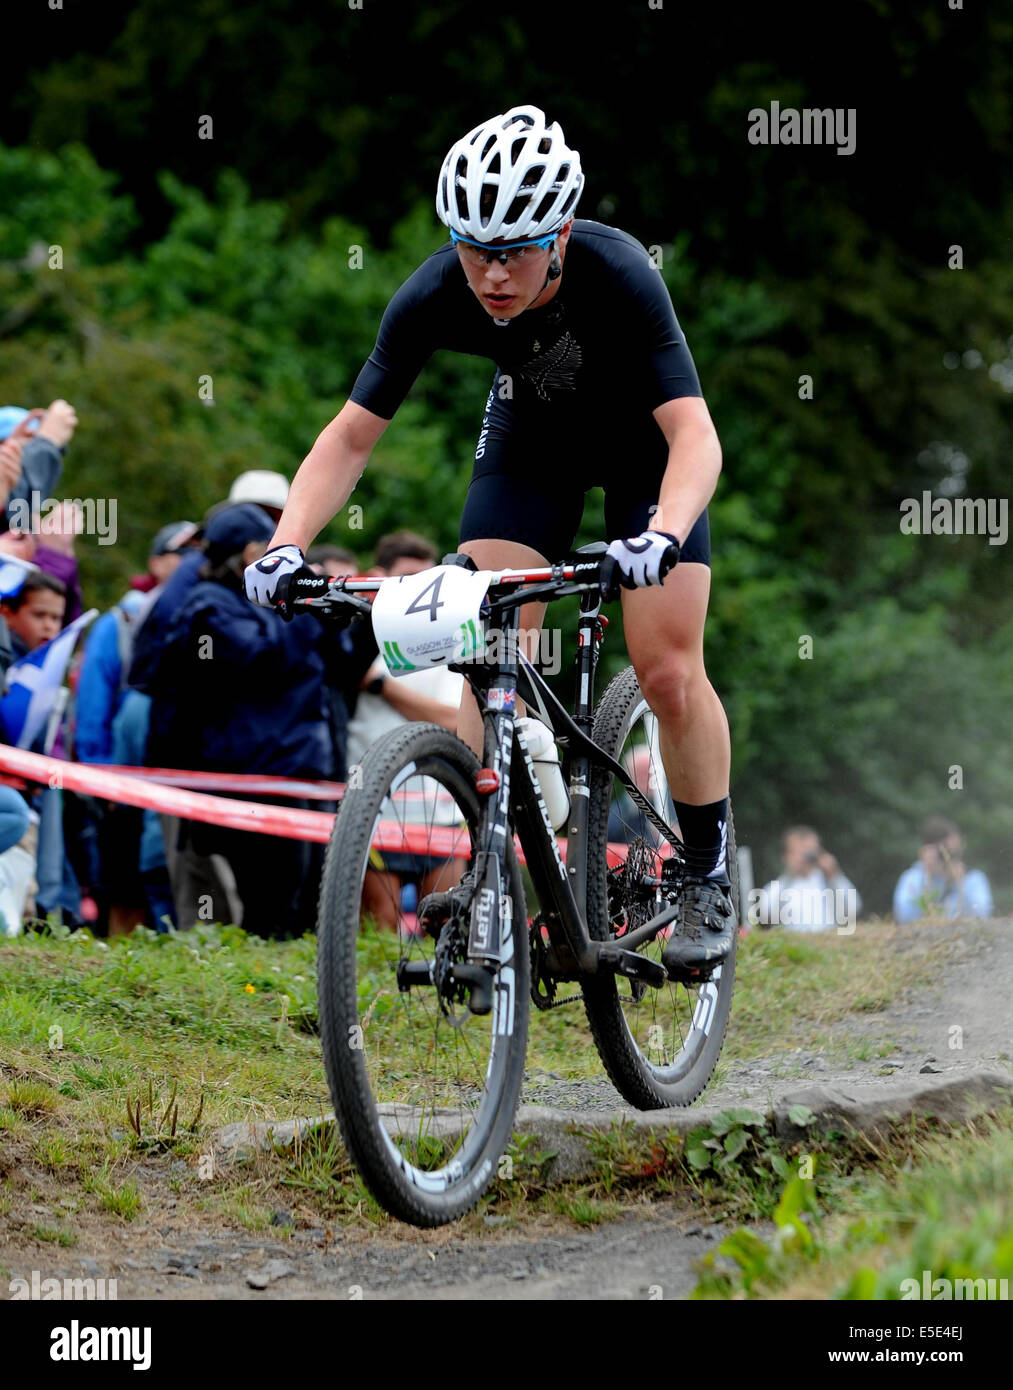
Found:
[464,614,521,971]
[562,586,608,922]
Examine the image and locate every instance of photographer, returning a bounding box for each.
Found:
[755,824,862,932]
[893,816,993,923]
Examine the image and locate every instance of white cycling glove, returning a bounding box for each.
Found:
[601,530,681,596]
[244,543,306,607]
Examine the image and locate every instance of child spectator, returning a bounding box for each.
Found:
[0,573,70,930]
[0,598,31,935]
[2,572,66,658]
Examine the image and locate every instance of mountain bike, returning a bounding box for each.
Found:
[284,545,738,1227]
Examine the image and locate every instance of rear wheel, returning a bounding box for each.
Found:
[582,667,738,1108]
[317,722,529,1227]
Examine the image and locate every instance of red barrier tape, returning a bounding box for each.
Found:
[0,746,638,867]
[0,745,336,843]
[101,766,346,800]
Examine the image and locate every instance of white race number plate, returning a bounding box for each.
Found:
[371,564,493,675]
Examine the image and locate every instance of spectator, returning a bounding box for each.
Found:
[76,520,197,764]
[754,825,861,933]
[0,518,83,626]
[306,543,357,577]
[72,523,194,936]
[1,571,66,659]
[0,400,78,529]
[227,469,289,523]
[347,532,468,930]
[0,573,70,930]
[146,504,346,937]
[0,600,31,935]
[893,817,993,923]
[0,784,32,936]
[128,505,277,930]
[305,543,368,783]
[130,521,199,595]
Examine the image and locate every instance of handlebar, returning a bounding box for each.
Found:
[279,556,611,625]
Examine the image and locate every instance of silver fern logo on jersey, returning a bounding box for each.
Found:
[519,331,582,399]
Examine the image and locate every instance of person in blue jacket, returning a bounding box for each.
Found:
[147,504,355,939]
[893,817,993,923]
[72,523,194,934]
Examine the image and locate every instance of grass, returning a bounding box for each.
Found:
[692,1109,1013,1300]
[0,915,960,1247]
[30,1224,78,1247]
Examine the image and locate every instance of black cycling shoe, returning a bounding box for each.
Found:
[662,874,735,979]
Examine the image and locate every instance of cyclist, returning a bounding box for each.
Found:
[245,105,734,974]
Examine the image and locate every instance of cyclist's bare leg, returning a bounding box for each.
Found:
[456,538,548,758]
[420,858,469,896]
[620,561,730,804]
[361,867,401,930]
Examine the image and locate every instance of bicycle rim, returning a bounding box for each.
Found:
[584,670,738,1106]
[317,723,529,1225]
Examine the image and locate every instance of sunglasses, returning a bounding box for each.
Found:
[450,231,556,266]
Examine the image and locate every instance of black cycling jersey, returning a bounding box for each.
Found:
[350,219,700,427]
[349,219,711,563]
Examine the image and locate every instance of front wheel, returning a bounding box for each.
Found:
[317,721,529,1227]
[582,666,739,1108]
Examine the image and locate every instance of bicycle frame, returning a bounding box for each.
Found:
[294,557,688,995]
[454,575,685,987]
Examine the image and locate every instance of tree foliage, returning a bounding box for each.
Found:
[1,0,1010,910]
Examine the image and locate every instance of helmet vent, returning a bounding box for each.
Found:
[506,193,530,224]
[533,191,557,225]
[454,156,470,219]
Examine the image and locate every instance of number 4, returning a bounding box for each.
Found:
[405,573,446,622]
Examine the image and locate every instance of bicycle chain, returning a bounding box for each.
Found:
[529,916,583,1010]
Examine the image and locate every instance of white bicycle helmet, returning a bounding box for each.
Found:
[436,105,584,243]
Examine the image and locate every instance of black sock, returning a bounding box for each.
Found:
[673,797,729,880]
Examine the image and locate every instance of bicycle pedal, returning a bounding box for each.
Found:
[665,961,717,987]
[598,946,667,989]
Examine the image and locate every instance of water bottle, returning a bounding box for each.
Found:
[516,716,570,830]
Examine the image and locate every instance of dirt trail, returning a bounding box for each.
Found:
[3,918,1010,1300]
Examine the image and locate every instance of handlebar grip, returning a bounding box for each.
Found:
[658,538,681,583]
[598,555,621,603]
[274,569,330,621]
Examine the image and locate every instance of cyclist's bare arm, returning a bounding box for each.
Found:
[269,401,390,553]
[649,396,722,542]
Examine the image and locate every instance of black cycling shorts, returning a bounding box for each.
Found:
[458,396,711,565]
